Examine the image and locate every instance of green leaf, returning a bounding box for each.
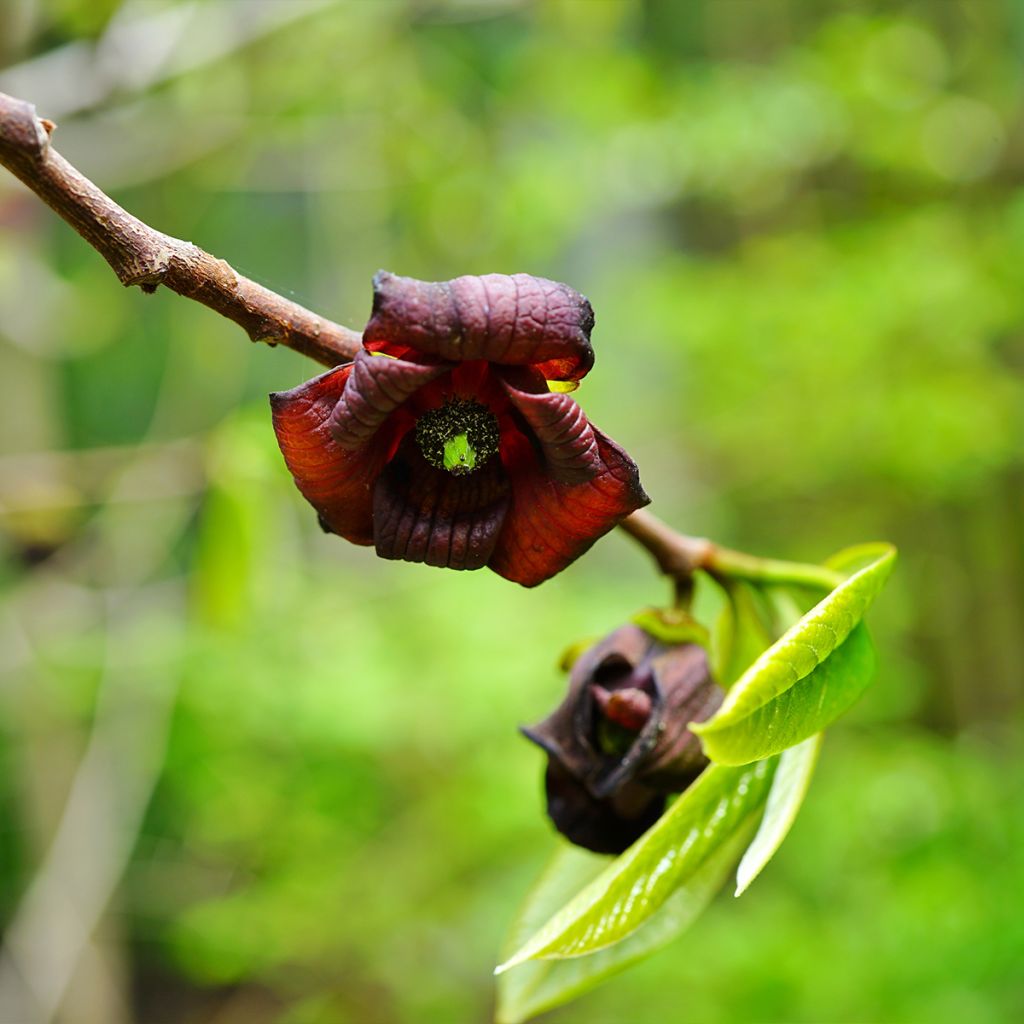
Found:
[765,587,810,631]
[824,541,897,575]
[695,623,876,764]
[496,831,748,1024]
[735,733,823,896]
[711,581,774,686]
[495,759,776,972]
[557,636,599,673]
[692,545,895,765]
[631,607,710,649]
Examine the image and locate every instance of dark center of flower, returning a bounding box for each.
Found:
[415,398,500,476]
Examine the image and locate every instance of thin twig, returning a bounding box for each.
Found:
[0,91,361,367]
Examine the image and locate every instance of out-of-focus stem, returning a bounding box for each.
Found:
[620,509,843,591]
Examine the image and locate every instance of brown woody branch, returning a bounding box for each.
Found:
[0,91,361,367]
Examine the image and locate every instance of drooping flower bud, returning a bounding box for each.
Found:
[522,624,724,854]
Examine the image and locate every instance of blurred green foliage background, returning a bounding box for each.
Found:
[1,1,1022,1022]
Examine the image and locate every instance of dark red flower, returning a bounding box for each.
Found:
[271,271,649,587]
[523,624,724,853]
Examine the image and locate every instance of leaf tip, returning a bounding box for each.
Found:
[493,953,526,976]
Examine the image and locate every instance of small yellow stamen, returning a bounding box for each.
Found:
[546,379,579,394]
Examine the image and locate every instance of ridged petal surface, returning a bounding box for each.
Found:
[372,437,511,570]
[489,429,649,587]
[271,365,383,545]
[363,271,594,381]
[500,372,600,484]
[328,349,447,450]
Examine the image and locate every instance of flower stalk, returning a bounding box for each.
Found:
[620,509,844,593]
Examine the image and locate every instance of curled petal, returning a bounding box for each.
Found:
[499,371,600,484]
[489,430,649,587]
[364,271,595,381]
[270,365,384,544]
[645,645,724,788]
[526,625,654,775]
[540,758,664,856]
[372,437,511,570]
[329,349,447,450]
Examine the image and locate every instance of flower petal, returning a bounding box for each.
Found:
[372,437,511,570]
[488,430,650,587]
[540,758,665,855]
[270,365,384,545]
[524,625,657,792]
[329,348,447,450]
[499,370,601,484]
[364,271,595,381]
[644,645,723,789]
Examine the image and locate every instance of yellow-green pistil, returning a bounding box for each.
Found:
[415,398,500,476]
[443,433,476,473]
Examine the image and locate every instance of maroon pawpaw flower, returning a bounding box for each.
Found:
[271,271,649,587]
[523,624,724,853]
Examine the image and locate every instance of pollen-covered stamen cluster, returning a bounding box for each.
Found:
[415,397,500,476]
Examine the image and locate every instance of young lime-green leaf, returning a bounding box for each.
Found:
[711,582,774,687]
[735,733,823,896]
[495,759,776,972]
[766,587,809,632]
[824,541,897,575]
[631,607,710,649]
[557,636,599,673]
[496,829,754,1024]
[692,546,895,765]
[695,623,876,764]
